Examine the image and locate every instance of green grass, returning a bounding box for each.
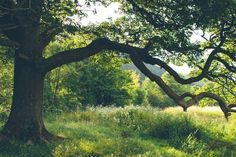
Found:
[0,106,236,157]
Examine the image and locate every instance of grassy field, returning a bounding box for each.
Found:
[0,106,236,157]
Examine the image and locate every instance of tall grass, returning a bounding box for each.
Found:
[0,106,235,157]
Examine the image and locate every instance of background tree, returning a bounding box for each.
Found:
[194,80,236,107]
[0,0,235,142]
[62,52,140,107]
[43,36,141,111]
[142,72,195,108]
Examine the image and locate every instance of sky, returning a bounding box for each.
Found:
[77,2,121,26]
[79,2,195,75]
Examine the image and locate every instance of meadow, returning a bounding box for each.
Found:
[0,106,236,157]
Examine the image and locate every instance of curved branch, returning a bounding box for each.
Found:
[140,49,218,84]
[42,35,236,87]
[129,52,190,110]
[43,37,235,84]
[43,37,188,109]
[42,38,143,73]
[130,52,232,118]
[141,47,236,84]
[183,92,230,118]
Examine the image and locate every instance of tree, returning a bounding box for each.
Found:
[0,0,235,142]
[62,52,140,107]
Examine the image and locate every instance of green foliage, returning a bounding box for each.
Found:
[194,80,236,107]
[1,106,236,157]
[141,72,194,108]
[41,0,82,34]
[62,52,140,107]
[181,132,208,156]
[43,36,141,111]
[148,114,198,141]
[0,60,13,108]
[0,48,13,115]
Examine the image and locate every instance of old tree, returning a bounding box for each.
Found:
[0,0,236,142]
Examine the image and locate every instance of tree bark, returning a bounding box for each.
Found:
[2,54,55,142]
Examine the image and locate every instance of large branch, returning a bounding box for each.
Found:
[42,38,143,73]
[39,27,63,48]
[141,47,236,84]
[132,52,236,118]
[129,51,234,118]
[43,38,235,84]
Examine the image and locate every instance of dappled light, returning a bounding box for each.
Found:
[0,0,235,156]
[1,106,236,156]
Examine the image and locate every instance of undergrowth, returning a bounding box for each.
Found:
[0,106,235,157]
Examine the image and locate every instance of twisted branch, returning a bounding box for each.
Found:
[131,52,233,119]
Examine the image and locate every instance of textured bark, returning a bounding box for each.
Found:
[1,54,58,142]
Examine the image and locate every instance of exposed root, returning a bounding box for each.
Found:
[0,128,66,144]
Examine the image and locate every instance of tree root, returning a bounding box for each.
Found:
[0,128,65,144]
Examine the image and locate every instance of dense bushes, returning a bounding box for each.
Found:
[43,37,142,111]
[62,52,140,107]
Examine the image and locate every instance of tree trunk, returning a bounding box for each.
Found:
[2,55,56,142]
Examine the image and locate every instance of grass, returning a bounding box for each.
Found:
[0,106,236,157]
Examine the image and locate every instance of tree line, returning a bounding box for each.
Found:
[1,36,235,112]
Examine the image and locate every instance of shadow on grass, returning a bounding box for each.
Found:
[1,109,235,157]
[0,139,54,157]
[144,115,236,157]
[0,124,112,157]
